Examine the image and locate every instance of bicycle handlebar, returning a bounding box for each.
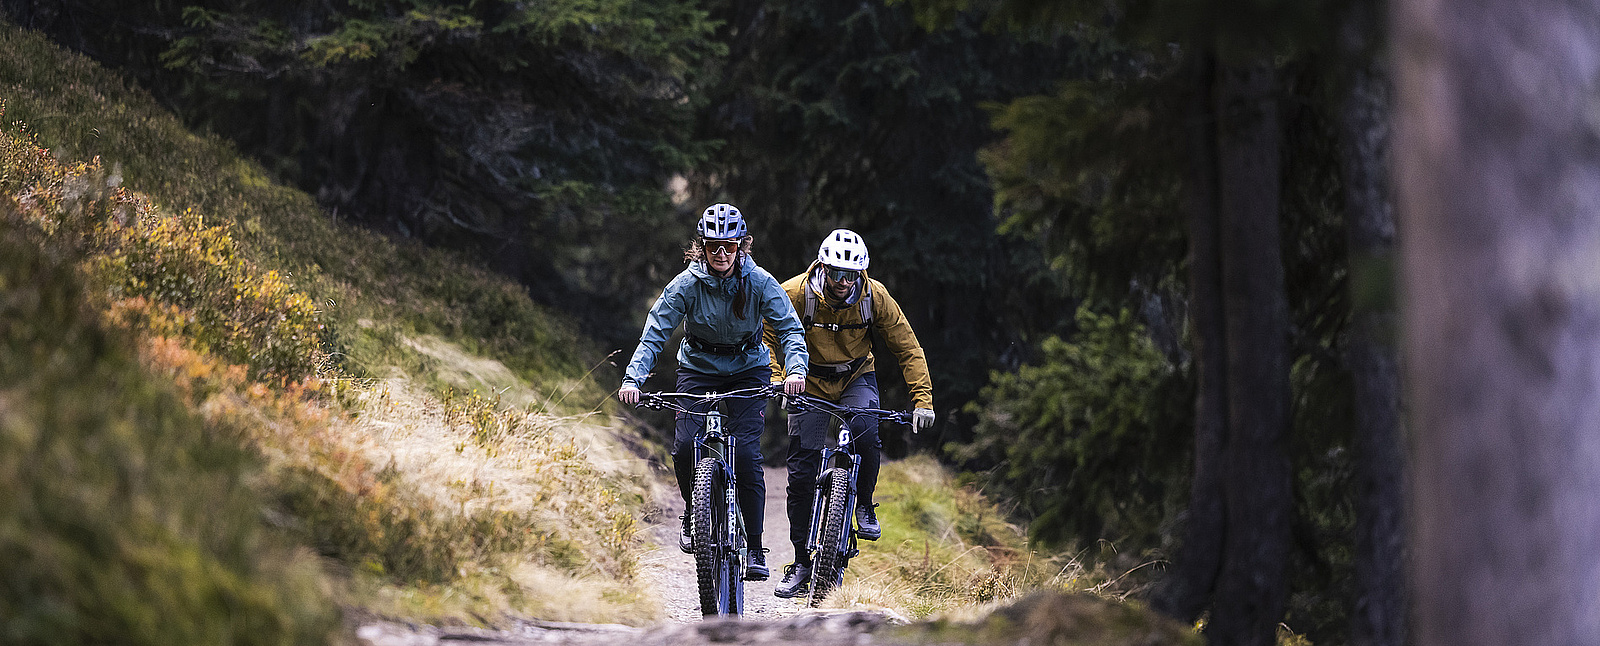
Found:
[631,388,910,427]
[785,393,912,426]
[634,384,785,413]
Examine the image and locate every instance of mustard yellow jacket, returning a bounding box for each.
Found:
[762,263,933,409]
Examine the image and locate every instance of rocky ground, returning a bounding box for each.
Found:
[352,611,897,646]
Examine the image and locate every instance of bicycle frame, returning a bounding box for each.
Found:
[691,407,746,601]
[636,385,779,616]
[807,423,861,563]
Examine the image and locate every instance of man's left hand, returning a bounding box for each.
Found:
[913,407,935,432]
[784,373,807,395]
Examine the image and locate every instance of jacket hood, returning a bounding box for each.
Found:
[689,253,758,295]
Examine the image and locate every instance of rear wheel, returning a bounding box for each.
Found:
[810,467,851,606]
[692,457,732,615]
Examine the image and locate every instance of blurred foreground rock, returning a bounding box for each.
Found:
[890,590,1202,646]
[354,591,1199,646]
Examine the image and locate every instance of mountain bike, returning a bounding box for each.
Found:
[636,384,781,617]
[787,394,911,606]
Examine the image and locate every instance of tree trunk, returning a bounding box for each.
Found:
[1395,0,1600,644]
[1156,52,1293,646]
[1154,50,1228,624]
[1206,58,1292,646]
[1338,3,1406,645]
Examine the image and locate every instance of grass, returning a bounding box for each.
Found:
[295,371,661,625]
[819,456,1168,623]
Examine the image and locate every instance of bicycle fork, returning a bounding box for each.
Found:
[806,444,862,560]
[697,413,747,569]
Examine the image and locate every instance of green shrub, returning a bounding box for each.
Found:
[1,120,324,382]
[954,305,1192,549]
[0,22,596,396]
[91,207,324,381]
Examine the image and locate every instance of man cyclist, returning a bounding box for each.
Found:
[762,229,934,598]
[619,203,809,581]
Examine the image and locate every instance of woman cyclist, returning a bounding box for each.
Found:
[618,203,809,581]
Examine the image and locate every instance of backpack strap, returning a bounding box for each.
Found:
[803,282,817,329]
[803,280,873,332]
[858,281,873,325]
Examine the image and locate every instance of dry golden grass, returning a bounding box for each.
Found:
[812,456,1167,624]
[320,336,660,625]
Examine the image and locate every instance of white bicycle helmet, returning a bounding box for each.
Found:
[817,229,870,270]
[698,203,748,240]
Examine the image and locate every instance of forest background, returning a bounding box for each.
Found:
[2,0,1407,645]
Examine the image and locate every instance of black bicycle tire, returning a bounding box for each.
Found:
[692,457,728,615]
[810,467,852,605]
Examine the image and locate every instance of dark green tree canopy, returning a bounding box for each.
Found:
[3,0,725,342]
[692,0,1082,418]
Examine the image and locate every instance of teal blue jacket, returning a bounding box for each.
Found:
[623,254,808,388]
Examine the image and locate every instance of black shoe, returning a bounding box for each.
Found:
[856,503,881,541]
[744,548,770,581]
[678,513,692,554]
[773,562,811,598]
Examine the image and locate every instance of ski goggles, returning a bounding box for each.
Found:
[704,240,740,256]
[824,267,861,284]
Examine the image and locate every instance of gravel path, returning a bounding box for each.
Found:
[641,466,808,622]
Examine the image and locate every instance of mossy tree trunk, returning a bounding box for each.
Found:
[1395,0,1600,643]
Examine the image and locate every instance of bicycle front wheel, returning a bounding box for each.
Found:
[810,466,852,606]
[692,457,736,615]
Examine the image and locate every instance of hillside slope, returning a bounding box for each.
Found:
[0,18,1197,644]
[0,19,663,633]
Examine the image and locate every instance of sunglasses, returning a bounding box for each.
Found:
[825,267,861,284]
[704,240,740,256]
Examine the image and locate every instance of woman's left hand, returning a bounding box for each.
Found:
[783,373,806,395]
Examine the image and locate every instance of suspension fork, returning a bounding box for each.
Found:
[806,446,831,554]
[723,417,744,563]
[807,444,863,553]
[695,409,745,560]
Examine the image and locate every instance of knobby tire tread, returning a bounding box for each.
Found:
[810,467,851,605]
[692,457,726,615]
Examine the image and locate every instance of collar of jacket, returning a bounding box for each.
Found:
[689,253,755,295]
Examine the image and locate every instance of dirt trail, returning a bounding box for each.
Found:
[642,465,808,622]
